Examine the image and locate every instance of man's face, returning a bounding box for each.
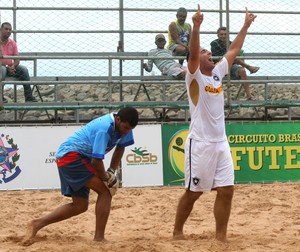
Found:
[200,47,215,69]
[217,30,227,43]
[115,117,134,135]
[1,24,12,40]
[176,11,187,25]
[155,38,166,49]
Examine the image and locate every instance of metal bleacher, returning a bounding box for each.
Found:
[1,52,300,123]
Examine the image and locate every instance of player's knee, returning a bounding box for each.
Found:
[217,186,234,200]
[74,201,89,214]
[185,190,202,202]
[78,204,89,214]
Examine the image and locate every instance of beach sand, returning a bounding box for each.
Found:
[1,182,300,252]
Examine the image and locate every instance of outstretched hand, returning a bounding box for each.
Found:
[244,7,257,28]
[192,4,204,27]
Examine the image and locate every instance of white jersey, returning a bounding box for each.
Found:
[186,58,228,142]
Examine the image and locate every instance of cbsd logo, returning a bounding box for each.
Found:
[168,129,188,179]
[0,134,21,184]
[126,147,158,165]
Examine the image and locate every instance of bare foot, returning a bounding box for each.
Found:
[216,236,230,243]
[21,237,35,247]
[21,220,39,246]
[93,237,108,242]
[173,231,186,240]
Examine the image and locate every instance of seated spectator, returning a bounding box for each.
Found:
[210,26,259,100]
[143,34,186,80]
[1,22,37,103]
[167,7,191,65]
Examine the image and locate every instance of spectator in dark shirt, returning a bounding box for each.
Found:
[210,26,259,100]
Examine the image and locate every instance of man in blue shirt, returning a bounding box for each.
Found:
[23,107,139,245]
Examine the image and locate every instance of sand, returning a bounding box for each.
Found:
[1,182,300,252]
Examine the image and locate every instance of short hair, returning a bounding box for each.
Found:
[217,27,227,34]
[177,7,187,15]
[117,107,139,127]
[1,22,12,29]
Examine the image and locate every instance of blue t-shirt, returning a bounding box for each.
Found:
[56,113,134,159]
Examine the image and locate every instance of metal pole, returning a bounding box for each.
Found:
[118,1,124,186]
[118,0,124,101]
[108,57,112,103]
[225,0,231,109]
[13,0,18,120]
[13,0,17,41]
[118,0,124,52]
[219,0,223,27]
[225,0,230,52]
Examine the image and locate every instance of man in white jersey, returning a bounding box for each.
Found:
[23,107,139,245]
[173,4,257,242]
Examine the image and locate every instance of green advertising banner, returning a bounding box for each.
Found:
[162,122,300,186]
[162,125,189,186]
[227,122,300,183]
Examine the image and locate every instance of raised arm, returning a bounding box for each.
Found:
[188,4,204,74]
[225,7,257,68]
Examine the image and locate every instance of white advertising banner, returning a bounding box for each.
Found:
[0,124,162,190]
[121,124,163,187]
[0,126,115,190]
[0,126,80,190]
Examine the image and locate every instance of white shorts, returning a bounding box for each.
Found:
[184,139,234,192]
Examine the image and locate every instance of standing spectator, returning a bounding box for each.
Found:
[210,26,259,100]
[22,107,139,245]
[1,22,37,102]
[173,5,257,242]
[144,34,186,80]
[167,7,191,65]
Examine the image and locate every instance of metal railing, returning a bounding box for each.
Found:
[0,52,299,123]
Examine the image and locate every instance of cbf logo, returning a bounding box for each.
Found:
[168,129,189,182]
[0,134,21,184]
[126,147,158,165]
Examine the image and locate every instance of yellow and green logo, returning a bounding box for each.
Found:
[168,129,188,179]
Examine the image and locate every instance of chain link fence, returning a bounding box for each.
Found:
[0,0,300,122]
[1,0,299,77]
